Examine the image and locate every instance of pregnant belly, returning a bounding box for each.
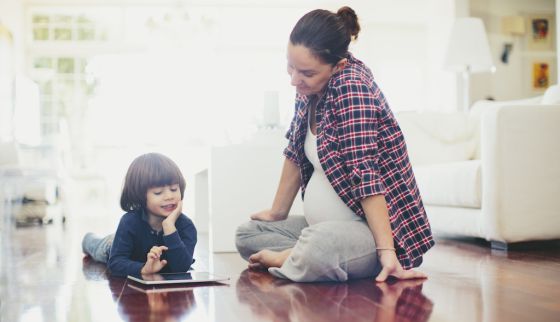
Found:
[304,171,359,226]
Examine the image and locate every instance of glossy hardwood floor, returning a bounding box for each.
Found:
[1,203,560,322]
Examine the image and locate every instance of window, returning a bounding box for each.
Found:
[31,10,109,43]
[28,7,118,144]
[26,5,298,168]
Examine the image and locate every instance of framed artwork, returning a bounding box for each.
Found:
[532,61,550,90]
[526,14,555,51]
[525,57,556,93]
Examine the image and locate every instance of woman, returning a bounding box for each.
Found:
[236,7,434,282]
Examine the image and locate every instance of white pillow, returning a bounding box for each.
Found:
[396,112,474,165]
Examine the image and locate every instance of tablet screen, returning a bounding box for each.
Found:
[127,272,229,285]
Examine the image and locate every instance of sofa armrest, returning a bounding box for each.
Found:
[480,104,560,242]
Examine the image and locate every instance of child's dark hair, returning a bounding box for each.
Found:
[290,6,360,65]
[120,153,186,212]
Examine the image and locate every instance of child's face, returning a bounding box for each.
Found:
[145,184,182,218]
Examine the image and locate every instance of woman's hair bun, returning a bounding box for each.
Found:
[336,6,360,39]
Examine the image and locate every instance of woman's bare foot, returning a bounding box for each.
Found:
[248,249,292,270]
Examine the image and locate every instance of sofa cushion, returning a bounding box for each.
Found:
[413,160,481,208]
[396,112,476,166]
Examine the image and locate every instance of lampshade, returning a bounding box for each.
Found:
[444,18,494,73]
[502,16,526,35]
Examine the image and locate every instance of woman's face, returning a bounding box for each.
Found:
[287,42,344,96]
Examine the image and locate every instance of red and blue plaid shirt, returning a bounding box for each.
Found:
[284,53,434,269]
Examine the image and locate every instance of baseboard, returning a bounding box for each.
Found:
[490,239,560,251]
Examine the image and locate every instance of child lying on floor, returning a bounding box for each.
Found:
[82,152,197,277]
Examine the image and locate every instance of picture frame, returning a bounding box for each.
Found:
[532,61,550,90]
[525,57,557,93]
[526,14,555,51]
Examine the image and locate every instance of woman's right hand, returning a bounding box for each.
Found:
[250,209,287,222]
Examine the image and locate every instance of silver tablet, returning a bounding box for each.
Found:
[127,272,229,285]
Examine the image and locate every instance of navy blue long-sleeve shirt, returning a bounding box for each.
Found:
[107,211,197,277]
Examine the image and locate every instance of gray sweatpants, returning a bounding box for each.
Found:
[235,216,382,282]
[82,232,114,263]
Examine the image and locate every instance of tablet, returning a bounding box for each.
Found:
[128,283,201,294]
[127,272,230,285]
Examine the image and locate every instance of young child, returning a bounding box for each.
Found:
[82,153,197,277]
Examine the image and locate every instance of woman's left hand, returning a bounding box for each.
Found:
[375,250,427,282]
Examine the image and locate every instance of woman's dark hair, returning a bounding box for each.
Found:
[120,153,186,212]
[289,6,360,65]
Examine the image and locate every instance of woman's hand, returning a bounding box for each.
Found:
[141,245,169,274]
[375,250,427,282]
[250,209,287,222]
[162,200,182,235]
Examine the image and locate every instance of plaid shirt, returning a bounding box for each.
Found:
[284,53,434,269]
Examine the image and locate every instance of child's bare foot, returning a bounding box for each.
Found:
[248,249,291,270]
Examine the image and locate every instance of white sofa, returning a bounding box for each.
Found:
[396,95,560,248]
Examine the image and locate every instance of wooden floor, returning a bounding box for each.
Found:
[1,211,560,322]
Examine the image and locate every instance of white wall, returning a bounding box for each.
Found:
[427,0,469,112]
[351,0,464,112]
[471,0,556,102]
[0,0,24,74]
[6,0,552,116]
[14,0,465,114]
[0,0,24,141]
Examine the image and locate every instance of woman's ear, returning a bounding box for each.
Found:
[333,58,348,73]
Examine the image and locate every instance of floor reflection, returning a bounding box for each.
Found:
[82,257,200,322]
[0,224,71,322]
[82,256,109,281]
[235,269,433,322]
[114,277,199,322]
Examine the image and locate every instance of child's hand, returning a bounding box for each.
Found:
[141,245,169,274]
[162,200,182,235]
